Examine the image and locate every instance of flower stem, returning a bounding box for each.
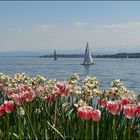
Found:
[6,114,10,139]
[123,118,127,140]
[113,115,116,140]
[128,125,131,140]
[54,96,58,125]
[85,120,88,140]
[22,104,38,140]
[92,121,94,140]
[97,121,99,140]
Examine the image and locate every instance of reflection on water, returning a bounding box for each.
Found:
[83,65,90,76]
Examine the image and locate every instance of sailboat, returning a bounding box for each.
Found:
[81,42,94,65]
[54,49,57,60]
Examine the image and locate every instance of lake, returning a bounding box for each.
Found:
[0,57,140,92]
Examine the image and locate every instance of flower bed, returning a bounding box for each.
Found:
[0,73,140,139]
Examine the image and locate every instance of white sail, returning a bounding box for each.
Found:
[82,42,94,65]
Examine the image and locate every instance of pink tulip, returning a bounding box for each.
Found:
[107,100,121,115]
[36,86,45,93]
[0,104,5,116]
[98,97,107,108]
[78,106,93,120]
[92,110,101,121]
[136,103,140,117]
[4,101,14,113]
[7,88,19,98]
[23,92,36,102]
[21,85,30,92]
[32,82,37,89]
[121,97,134,107]
[124,104,137,119]
[12,94,25,106]
[56,83,70,96]
[0,82,4,91]
[49,93,57,103]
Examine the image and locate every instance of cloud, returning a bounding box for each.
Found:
[102,22,140,30]
[74,22,88,27]
[37,24,56,32]
[1,22,140,53]
[103,24,125,29]
[89,22,140,50]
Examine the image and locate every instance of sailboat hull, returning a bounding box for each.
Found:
[81,63,94,65]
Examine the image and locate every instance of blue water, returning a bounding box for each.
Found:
[0,57,140,92]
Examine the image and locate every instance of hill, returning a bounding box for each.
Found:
[40,53,140,58]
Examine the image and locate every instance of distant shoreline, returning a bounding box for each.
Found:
[40,53,140,58]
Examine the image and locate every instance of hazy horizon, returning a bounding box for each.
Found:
[1,1,140,53]
[0,48,140,57]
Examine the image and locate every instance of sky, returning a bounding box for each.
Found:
[1,1,140,54]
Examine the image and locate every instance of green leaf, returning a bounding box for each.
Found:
[47,121,64,140]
